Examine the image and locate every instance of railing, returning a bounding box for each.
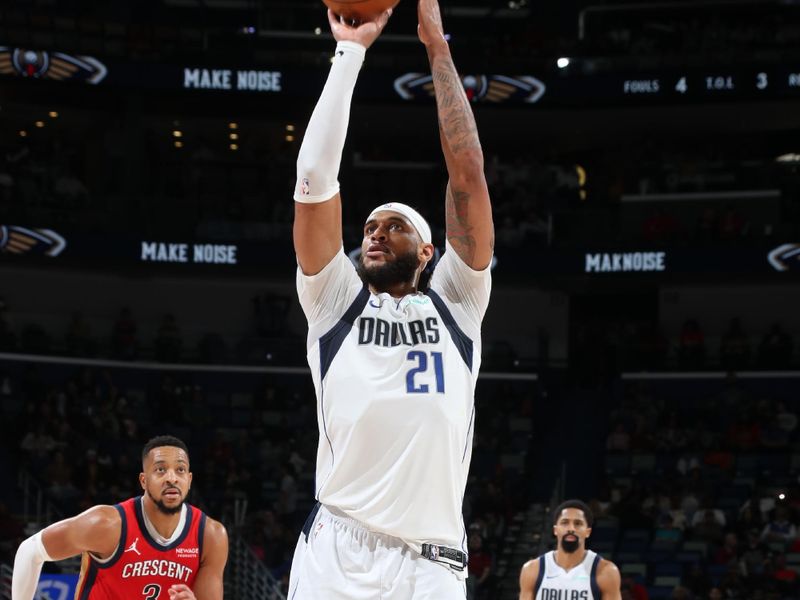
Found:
[19,470,60,526]
[225,534,285,600]
[1,564,12,600]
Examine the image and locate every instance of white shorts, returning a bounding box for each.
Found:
[288,504,467,599]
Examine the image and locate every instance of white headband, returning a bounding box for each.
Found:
[366,202,432,244]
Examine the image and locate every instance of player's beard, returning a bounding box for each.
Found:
[560,535,580,553]
[147,487,184,515]
[357,249,420,291]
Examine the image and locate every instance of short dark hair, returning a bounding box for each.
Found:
[553,499,593,528]
[141,435,190,463]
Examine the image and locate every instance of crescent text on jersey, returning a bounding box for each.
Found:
[120,559,194,582]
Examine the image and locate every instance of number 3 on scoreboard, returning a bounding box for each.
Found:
[406,351,445,393]
[143,584,161,600]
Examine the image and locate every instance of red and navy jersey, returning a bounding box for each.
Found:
[75,496,206,600]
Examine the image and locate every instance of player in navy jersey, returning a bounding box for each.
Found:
[519,500,621,600]
[12,435,227,600]
[288,0,493,597]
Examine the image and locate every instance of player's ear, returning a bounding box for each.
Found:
[139,472,146,491]
[419,242,434,263]
[586,526,591,539]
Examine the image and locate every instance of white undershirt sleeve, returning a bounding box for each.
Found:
[294,41,366,203]
[12,531,54,600]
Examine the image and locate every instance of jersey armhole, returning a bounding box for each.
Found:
[590,554,601,600]
[198,512,208,563]
[533,554,546,596]
[90,503,127,568]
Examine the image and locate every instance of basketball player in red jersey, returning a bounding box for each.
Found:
[12,435,227,600]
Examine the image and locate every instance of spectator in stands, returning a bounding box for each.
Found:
[642,208,679,242]
[760,506,797,547]
[691,506,726,530]
[654,513,683,542]
[154,312,182,362]
[740,527,770,580]
[20,423,57,472]
[607,422,632,451]
[685,562,712,597]
[691,509,725,545]
[65,311,95,357]
[678,319,706,369]
[769,553,798,593]
[466,532,493,600]
[670,585,693,599]
[0,297,16,351]
[696,207,719,242]
[720,318,750,371]
[111,307,138,359]
[713,532,739,566]
[718,205,747,240]
[706,588,722,600]
[621,575,649,600]
[757,323,793,369]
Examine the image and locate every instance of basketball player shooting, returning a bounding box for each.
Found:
[519,500,621,600]
[289,0,494,597]
[12,436,228,600]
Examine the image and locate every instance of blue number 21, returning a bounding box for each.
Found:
[406,351,445,394]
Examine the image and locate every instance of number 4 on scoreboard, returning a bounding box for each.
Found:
[675,77,688,94]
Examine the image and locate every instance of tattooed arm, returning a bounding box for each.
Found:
[418,0,493,270]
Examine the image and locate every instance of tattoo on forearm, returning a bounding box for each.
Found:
[431,57,481,155]
[445,183,478,261]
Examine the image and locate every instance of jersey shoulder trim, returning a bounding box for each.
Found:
[425,288,473,371]
[198,511,207,562]
[319,285,370,380]
[533,554,546,596]
[590,553,601,600]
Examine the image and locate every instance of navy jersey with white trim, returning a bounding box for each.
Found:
[296,242,491,560]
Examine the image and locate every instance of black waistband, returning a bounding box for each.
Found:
[421,543,467,571]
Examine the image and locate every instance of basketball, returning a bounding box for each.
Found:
[323,0,400,23]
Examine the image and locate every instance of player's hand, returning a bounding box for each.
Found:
[168,584,197,600]
[327,8,393,50]
[417,0,447,50]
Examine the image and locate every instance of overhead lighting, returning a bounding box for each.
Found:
[776,153,800,163]
[174,141,183,148]
[35,120,45,128]
[172,130,183,138]
[48,111,59,118]
[286,124,295,132]
[285,135,295,142]
[557,57,570,69]
[229,133,239,140]
[314,27,322,35]
[229,122,238,130]
[19,130,27,137]
[230,143,238,151]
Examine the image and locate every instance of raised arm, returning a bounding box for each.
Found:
[418,0,494,270]
[293,9,392,275]
[13,506,120,600]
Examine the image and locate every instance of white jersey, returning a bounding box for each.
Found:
[534,550,601,600]
[296,242,491,558]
